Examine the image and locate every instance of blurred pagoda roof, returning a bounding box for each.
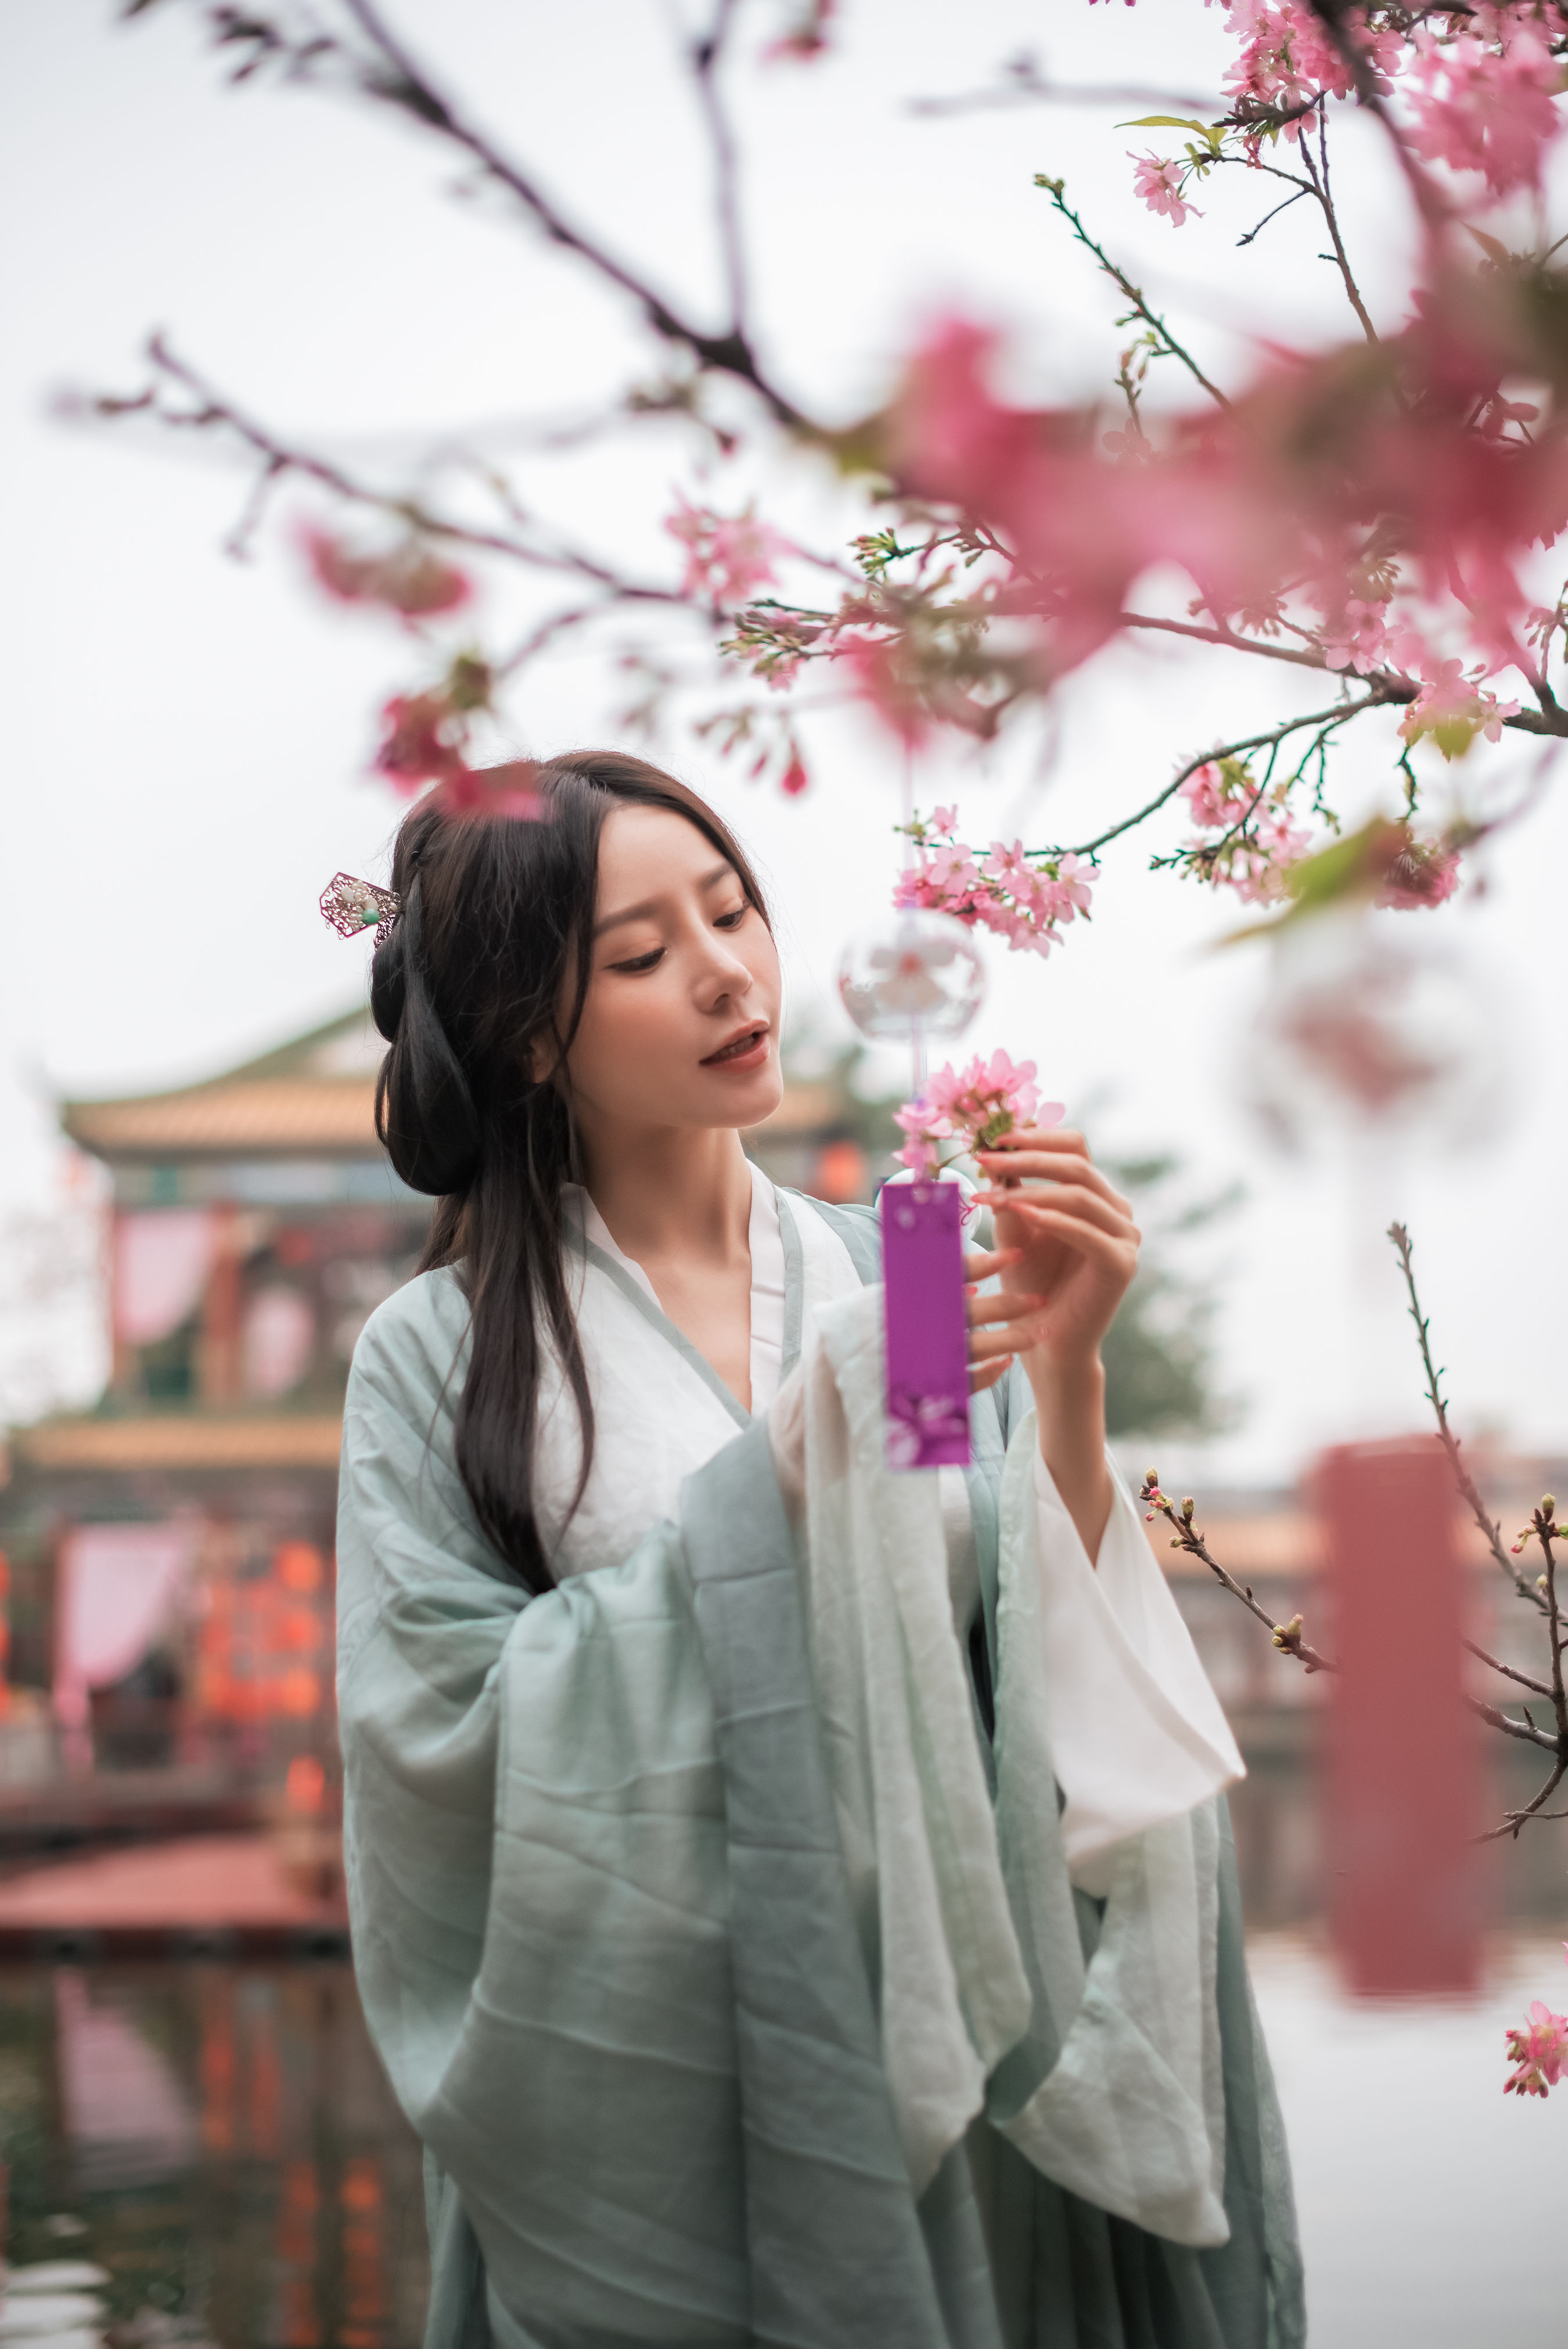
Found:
[62,1007,384,1162]
[60,1005,843,1164]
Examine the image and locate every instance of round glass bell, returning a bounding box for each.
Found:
[836,909,987,1043]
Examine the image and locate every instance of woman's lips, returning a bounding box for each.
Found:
[701,1026,769,1073]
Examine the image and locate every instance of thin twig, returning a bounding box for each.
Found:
[1481,1761,1568,1843]
[692,0,748,335]
[1301,110,1380,346]
[1035,177,1233,412]
[1465,1639,1555,1700]
[1387,1223,1552,1614]
[1138,1475,1337,1673]
[1034,688,1394,859]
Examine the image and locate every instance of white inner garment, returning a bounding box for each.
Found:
[564,1158,786,1412]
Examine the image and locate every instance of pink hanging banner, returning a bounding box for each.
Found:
[880,1180,970,1470]
[1317,1437,1481,1996]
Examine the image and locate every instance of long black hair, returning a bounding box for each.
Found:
[369,750,769,1594]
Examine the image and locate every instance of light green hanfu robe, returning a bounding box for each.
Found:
[336,1178,1304,2349]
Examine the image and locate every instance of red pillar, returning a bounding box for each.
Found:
[1317,1437,1481,1995]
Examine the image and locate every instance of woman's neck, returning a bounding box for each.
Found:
[577,1119,753,1272]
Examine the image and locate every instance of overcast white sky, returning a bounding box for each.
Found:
[3,0,1566,1482]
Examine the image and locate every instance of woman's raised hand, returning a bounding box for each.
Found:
[969,1128,1140,1391]
[962,1244,1044,1396]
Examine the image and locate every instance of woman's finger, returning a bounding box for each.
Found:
[968,1317,1044,1363]
[962,1244,1023,1283]
[967,1289,1044,1328]
[969,1353,1012,1395]
[974,1148,1130,1213]
[974,1180,1138,1243]
[989,1199,1139,1278]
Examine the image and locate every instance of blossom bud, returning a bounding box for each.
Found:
[1544,1496,1558,1520]
[1181,1497,1195,1520]
[1145,1469,1160,1488]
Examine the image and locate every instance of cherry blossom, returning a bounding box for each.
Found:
[894,810,1095,957]
[1397,662,1522,760]
[1504,1998,1568,2097]
[1406,26,1562,197]
[894,1049,1056,1177]
[1178,758,1314,903]
[1130,153,1202,226]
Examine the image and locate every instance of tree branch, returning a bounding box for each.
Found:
[1138,1475,1338,1672]
[1387,1222,1555,1615]
[1035,177,1233,412]
[1036,688,1397,859]
[1465,1639,1555,1700]
[332,0,804,423]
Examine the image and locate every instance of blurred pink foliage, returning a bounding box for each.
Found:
[664,498,786,607]
[302,528,471,619]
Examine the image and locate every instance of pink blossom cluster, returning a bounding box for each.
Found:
[1178,759,1314,903]
[1127,3,1566,229]
[894,1048,1051,1177]
[1406,20,1562,197]
[1504,1951,1568,2096]
[893,806,1094,957]
[1397,659,1520,759]
[1129,153,1202,226]
[665,497,785,608]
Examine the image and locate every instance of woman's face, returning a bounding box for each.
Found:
[562,804,783,1134]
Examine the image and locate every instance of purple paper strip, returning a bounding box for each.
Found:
[880,1181,972,1470]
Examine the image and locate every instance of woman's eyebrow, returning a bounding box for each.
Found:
[593,862,733,938]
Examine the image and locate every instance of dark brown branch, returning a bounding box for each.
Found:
[910,54,1224,117]
[335,0,805,425]
[1300,113,1380,346]
[1481,1760,1568,1842]
[692,0,748,336]
[136,334,690,610]
[1120,610,1346,673]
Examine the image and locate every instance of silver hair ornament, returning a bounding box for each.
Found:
[319,872,401,948]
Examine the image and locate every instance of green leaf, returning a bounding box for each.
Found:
[1118,115,1211,132]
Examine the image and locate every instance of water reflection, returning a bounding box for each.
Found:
[0,1963,427,2349]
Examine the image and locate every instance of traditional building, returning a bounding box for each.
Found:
[0,1005,885,1817]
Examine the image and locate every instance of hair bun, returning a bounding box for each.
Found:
[371,870,481,1194]
[369,926,408,1043]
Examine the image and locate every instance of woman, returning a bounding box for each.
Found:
[335,749,1304,2349]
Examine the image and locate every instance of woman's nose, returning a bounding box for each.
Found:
[695,933,754,1004]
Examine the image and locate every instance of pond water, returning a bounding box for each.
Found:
[1,1939,1565,2346]
[0,1963,429,2348]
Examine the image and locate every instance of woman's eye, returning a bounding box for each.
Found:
[610,947,664,975]
[714,905,747,931]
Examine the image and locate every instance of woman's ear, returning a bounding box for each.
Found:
[527,1025,566,1088]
